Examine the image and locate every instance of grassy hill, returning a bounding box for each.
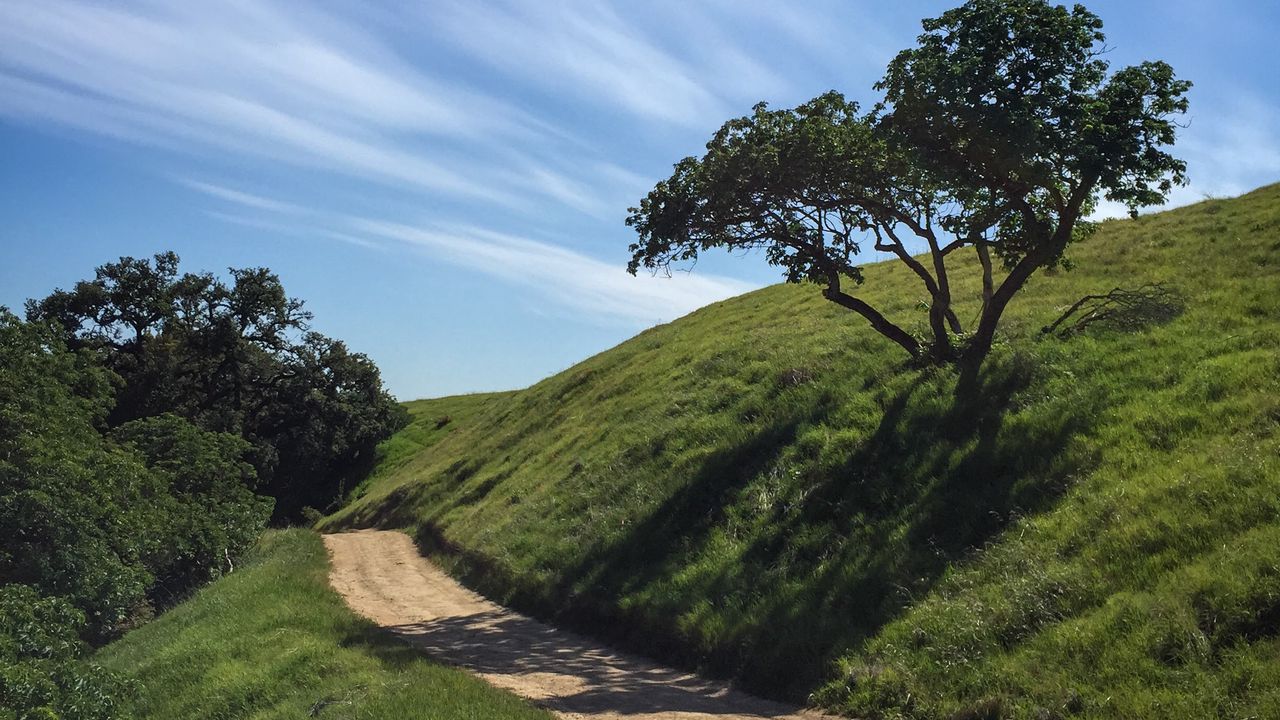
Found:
[324,185,1280,719]
[94,530,552,720]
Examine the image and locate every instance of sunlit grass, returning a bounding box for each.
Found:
[95,530,553,720]
[325,185,1280,717]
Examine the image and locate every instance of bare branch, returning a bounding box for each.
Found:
[1042,283,1184,338]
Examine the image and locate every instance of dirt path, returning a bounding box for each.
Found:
[323,529,833,720]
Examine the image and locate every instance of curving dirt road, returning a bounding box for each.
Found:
[323,529,833,720]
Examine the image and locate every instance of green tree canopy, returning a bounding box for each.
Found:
[26,253,407,519]
[0,585,128,720]
[0,310,271,640]
[627,0,1190,371]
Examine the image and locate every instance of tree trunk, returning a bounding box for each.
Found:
[927,239,963,335]
[964,255,1035,368]
[964,229,1069,369]
[964,178,1092,371]
[927,298,955,363]
[823,287,922,359]
[881,237,954,361]
[976,242,994,315]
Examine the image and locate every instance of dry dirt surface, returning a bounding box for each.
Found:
[323,529,834,720]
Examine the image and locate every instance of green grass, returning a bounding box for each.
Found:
[345,393,515,526]
[95,529,553,720]
[324,185,1280,718]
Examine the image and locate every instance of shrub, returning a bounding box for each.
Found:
[0,585,130,720]
[113,415,272,604]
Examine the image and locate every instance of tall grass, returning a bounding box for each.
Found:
[325,185,1280,717]
[95,530,552,720]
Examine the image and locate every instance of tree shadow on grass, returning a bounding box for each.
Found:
[472,355,1100,701]
[337,355,1101,704]
[722,355,1100,697]
[339,623,435,670]
[391,390,840,685]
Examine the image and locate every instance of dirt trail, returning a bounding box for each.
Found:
[323,529,833,720]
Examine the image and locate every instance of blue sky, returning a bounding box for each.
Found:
[2,0,1277,399]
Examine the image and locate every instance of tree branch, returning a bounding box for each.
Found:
[822,285,921,358]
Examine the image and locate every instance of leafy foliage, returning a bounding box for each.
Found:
[628,0,1191,370]
[112,415,272,603]
[26,252,406,519]
[3,246,402,712]
[1,310,154,638]
[0,585,130,720]
[1,310,272,640]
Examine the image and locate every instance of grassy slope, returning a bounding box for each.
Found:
[325,186,1280,719]
[95,530,552,720]
[350,392,515,526]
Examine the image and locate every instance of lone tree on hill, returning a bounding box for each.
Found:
[626,0,1190,373]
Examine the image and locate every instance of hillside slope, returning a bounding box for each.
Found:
[95,530,552,720]
[325,185,1280,719]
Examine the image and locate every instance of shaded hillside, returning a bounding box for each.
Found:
[326,185,1280,718]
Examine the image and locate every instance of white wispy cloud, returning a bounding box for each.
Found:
[352,217,756,325]
[182,180,755,324]
[1178,94,1280,195]
[0,0,803,251]
[180,179,308,215]
[422,1,730,128]
[7,0,1269,331]
[725,1,900,72]
[0,0,658,215]
[201,210,383,250]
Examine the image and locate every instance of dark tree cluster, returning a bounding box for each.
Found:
[628,0,1189,373]
[25,251,407,520]
[2,252,404,717]
[1,309,269,717]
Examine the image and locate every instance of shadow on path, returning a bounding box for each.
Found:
[324,530,830,720]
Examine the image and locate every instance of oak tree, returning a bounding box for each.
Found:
[25,253,406,520]
[627,0,1190,372]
